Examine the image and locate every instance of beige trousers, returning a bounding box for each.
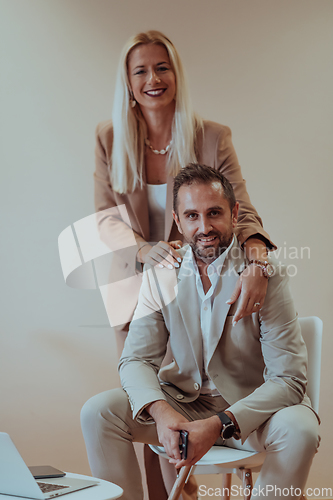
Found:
[113,325,197,500]
[81,387,319,500]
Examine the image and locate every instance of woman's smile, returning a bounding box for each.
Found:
[144,89,167,97]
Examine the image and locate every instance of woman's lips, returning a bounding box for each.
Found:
[144,89,166,97]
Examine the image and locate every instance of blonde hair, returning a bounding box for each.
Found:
[111,30,202,193]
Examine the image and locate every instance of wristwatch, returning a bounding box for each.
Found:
[248,259,274,279]
[217,412,237,440]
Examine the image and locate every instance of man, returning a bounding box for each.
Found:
[81,164,320,500]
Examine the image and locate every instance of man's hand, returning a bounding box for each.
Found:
[146,401,189,462]
[167,415,222,469]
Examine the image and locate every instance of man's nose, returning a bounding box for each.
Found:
[198,216,213,234]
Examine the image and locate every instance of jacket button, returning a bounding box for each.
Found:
[176,394,184,400]
[194,383,200,390]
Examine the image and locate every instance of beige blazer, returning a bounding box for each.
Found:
[94,120,275,325]
[119,239,313,443]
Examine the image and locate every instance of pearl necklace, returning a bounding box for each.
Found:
[145,138,172,155]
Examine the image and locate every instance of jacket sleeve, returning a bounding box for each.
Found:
[210,124,276,249]
[227,264,308,442]
[118,266,170,422]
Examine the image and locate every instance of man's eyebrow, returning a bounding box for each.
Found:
[183,208,197,215]
[207,205,223,211]
[182,205,223,215]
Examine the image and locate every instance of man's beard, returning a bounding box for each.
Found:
[189,229,233,264]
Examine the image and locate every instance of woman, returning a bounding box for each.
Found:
[89,30,275,500]
[95,31,274,351]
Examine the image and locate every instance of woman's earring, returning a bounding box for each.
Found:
[129,90,136,108]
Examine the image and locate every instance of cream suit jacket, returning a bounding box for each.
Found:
[119,239,313,443]
[94,120,275,325]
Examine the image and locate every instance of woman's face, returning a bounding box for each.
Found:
[127,43,176,114]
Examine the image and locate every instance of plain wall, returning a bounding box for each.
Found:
[1,0,332,495]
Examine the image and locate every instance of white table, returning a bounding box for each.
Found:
[0,472,123,500]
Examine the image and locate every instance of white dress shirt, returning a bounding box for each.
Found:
[190,236,236,396]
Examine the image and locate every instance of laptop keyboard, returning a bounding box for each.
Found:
[37,482,70,493]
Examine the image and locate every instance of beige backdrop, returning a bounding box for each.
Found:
[1,0,332,497]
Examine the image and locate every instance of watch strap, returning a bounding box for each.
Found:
[217,412,233,426]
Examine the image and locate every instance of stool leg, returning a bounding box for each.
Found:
[144,444,168,500]
[240,469,253,500]
[168,465,192,500]
[221,473,232,500]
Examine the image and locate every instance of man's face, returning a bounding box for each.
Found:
[173,181,239,264]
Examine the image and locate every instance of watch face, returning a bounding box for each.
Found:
[222,423,236,440]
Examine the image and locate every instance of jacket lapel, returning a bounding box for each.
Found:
[126,165,150,241]
[164,175,174,241]
[127,174,174,243]
[207,240,246,363]
[175,248,203,374]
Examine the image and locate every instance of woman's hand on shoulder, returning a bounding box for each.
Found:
[228,236,269,325]
[227,265,268,326]
[138,240,183,269]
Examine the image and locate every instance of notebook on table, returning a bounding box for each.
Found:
[0,432,98,499]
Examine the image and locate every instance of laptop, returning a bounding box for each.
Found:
[0,432,98,499]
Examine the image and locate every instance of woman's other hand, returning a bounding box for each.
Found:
[138,240,183,269]
[228,235,269,325]
[226,265,268,326]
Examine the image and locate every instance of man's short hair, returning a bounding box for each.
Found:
[173,163,236,215]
